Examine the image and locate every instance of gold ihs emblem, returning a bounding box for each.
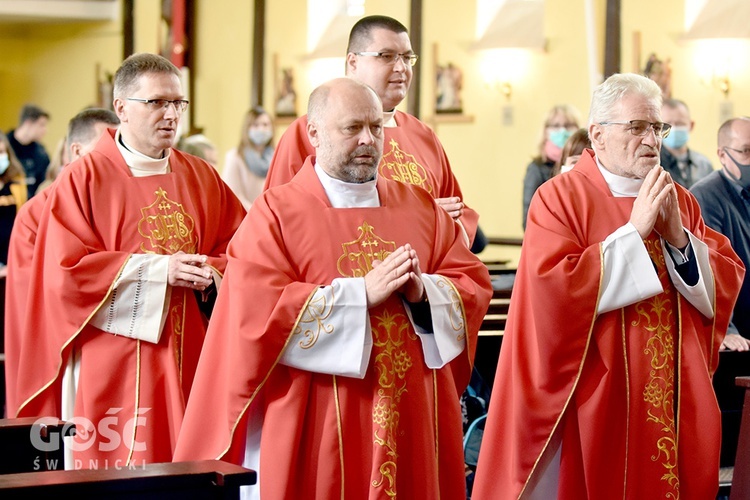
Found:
[379,138,432,193]
[337,222,397,277]
[137,187,197,254]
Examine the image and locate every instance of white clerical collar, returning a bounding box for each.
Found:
[383,109,397,128]
[313,162,380,208]
[595,156,643,197]
[115,128,171,177]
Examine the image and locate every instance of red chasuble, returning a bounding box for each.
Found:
[4,188,49,414]
[473,150,744,500]
[264,111,480,244]
[10,129,246,466]
[174,159,492,499]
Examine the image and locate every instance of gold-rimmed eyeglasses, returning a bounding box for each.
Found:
[355,51,418,67]
[127,97,189,112]
[599,120,671,138]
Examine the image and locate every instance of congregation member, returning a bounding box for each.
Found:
[8,103,51,198]
[222,106,275,209]
[263,15,479,246]
[473,73,744,499]
[660,98,713,188]
[4,107,120,416]
[691,116,750,351]
[174,77,492,499]
[7,53,245,468]
[522,104,580,229]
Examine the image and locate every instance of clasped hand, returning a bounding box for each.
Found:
[365,244,424,308]
[629,166,688,248]
[168,251,213,291]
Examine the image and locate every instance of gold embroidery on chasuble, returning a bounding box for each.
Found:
[333,221,413,496]
[379,138,433,194]
[137,188,195,372]
[634,237,678,497]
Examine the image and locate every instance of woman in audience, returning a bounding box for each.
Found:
[0,130,27,274]
[221,106,274,209]
[522,104,580,229]
[552,127,592,176]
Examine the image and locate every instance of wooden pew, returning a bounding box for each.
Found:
[0,459,256,499]
[0,416,73,473]
[730,376,750,500]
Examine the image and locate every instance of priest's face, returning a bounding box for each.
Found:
[114,72,184,159]
[346,28,413,112]
[311,84,384,183]
[591,93,662,179]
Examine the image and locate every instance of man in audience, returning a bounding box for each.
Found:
[7,53,246,469]
[5,107,120,417]
[473,73,744,499]
[264,15,479,246]
[691,116,750,351]
[174,77,492,499]
[8,103,51,198]
[660,98,713,188]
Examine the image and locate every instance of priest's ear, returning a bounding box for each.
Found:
[307,121,321,149]
[589,123,606,150]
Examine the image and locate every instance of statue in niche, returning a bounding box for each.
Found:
[643,53,671,99]
[436,62,463,114]
[276,68,297,117]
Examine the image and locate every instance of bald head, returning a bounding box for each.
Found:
[307,78,384,183]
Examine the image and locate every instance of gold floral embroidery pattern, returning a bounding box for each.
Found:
[435,276,465,340]
[370,307,415,497]
[379,139,432,194]
[337,222,397,277]
[293,289,335,349]
[635,237,679,498]
[169,289,186,380]
[137,187,197,254]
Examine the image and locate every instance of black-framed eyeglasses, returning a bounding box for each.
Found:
[599,120,671,138]
[127,97,189,112]
[724,146,750,157]
[355,51,418,67]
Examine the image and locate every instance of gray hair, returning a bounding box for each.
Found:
[113,53,181,98]
[588,73,662,125]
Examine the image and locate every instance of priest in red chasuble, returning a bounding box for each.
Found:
[473,73,745,500]
[174,78,492,499]
[8,53,246,469]
[264,15,479,247]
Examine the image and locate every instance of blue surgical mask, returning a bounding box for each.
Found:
[663,126,689,150]
[548,128,572,149]
[0,153,9,175]
[723,148,750,191]
[248,129,272,146]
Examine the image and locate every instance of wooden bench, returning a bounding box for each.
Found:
[0,416,73,473]
[0,459,256,499]
[729,376,750,500]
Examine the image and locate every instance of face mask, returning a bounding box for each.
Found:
[662,126,689,150]
[0,153,9,175]
[248,129,272,146]
[723,148,750,191]
[548,128,572,149]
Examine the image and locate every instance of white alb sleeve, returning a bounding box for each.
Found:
[661,230,714,318]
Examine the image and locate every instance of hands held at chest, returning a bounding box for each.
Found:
[435,197,464,221]
[168,251,213,291]
[630,166,689,248]
[365,244,425,308]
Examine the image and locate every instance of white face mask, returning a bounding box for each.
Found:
[0,153,9,175]
[248,129,272,146]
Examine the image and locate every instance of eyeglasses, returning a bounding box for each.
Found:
[355,51,418,67]
[599,120,671,138]
[127,97,189,112]
[724,146,750,157]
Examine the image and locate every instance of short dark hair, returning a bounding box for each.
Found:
[18,104,50,125]
[113,52,181,98]
[347,15,409,54]
[67,108,120,148]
